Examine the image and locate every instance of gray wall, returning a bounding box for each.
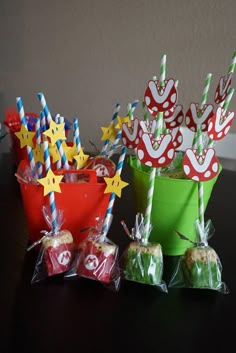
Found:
[1,0,236,153]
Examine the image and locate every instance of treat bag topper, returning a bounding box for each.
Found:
[169,220,228,293]
[29,204,75,283]
[121,213,167,292]
[69,214,121,291]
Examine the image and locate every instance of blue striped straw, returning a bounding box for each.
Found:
[73,117,81,153]
[16,97,37,176]
[102,145,127,235]
[35,118,43,178]
[101,103,120,155]
[40,111,47,132]
[43,140,58,232]
[37,93,70,170]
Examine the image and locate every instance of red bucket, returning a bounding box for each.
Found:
[17,160,111,247]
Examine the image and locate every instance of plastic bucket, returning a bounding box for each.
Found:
[18,160,110,247]
[128,156,220,256]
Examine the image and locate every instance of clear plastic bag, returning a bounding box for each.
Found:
[169,220,228,293]
[120,214,168,292]
[65,215,120,291]
[30,207,75,284]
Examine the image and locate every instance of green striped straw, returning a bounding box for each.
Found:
[143,54,166,241]
[196,73,212,232]
[228,50,236,75]
[192,73,212,148]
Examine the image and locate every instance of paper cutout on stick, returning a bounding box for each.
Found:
[183,148,219,181]
[38,169,63,196]
[32,144,44,163]
[43,120,66,146]
[73,149,90,169]
[122,118,142,149]
[104,172,129,198]
[214,73,232,104]
[101,123,117,142]
[137,133,175,168]
[207,106,234,141]
[144,78,178,116]
[163,104,184,129]
[15,125,35,148]
[185,103,214,132]
[115,115,131,129]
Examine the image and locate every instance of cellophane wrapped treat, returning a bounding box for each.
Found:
[121,214,167,292]
[169,220,228,293]
[65,215,120,291]
[30,206,75,283]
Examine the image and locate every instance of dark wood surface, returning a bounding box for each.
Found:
[1,152,236,353]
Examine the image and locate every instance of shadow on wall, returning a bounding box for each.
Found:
[0,91,10,153]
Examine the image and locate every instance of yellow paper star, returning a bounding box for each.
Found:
[73,149,90,169]
[67,143,79,161]
[61,141,76,162]
[43,120,66,146]
[115,115,131,129]
[101,123,117,142]
[32,144,44,163]
[15,125,35,148]
[104,172,129,198]
[49,144,61,163]
[38,169,63,196]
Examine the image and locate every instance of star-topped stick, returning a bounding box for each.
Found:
[102,146,128,236]
[73,117,89,169]
[15,97,37,179]
[101,103,120,156]
[37,93,70,171]
[38,141,63,232]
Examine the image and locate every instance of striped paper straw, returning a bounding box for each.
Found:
[37,93,70,170]
[73,117,81,153]
[55,115,63,170]
[101,103,120,155]
[143,55,167,241]
[35,118,43,178]
[228,50,236,74]
[102,145,127,236]
[197,74,212,232]
[16,97,37,175]
[43,140,58,232]
[192,73,212,149]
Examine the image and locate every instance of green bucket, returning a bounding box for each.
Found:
[128,156,220,256]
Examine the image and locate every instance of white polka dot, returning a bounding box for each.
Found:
[177,135,182,143]
[171,93,177,103]
[208,121,213,131]
[152,106,158,111]
[212,162,218,173]
[178,115,183,124]
[168,148,175,159]
[138,150,144,160]
[135,138,139,145]
[192,175,199,181]
[128,144,133,149]
[145,161,152,167]
[158,157,166,164]
[184,165,190,175]
[165,111,170,117]
[173,141,177,147]
[170,121,177,127]
[145,97,150,106]
[163,101,169,108]
[185,116,190,125]
[217,131,223,138]
[204,171,211,178]
[122,137,127,145]
[202,123,206,130]
[190,126,196,132]
[224,126,230,135]
[209,134,214,140]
